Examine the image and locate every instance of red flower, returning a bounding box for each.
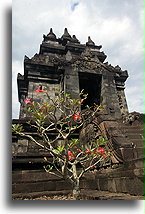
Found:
[68,151,74,160]
[91,163,97,168]
[96,147,106,158]
[85,148,91,153]
[73,112,81,120]
[36,87,47,95]
[24,98,32,104]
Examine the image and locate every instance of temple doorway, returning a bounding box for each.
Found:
[79,72,102,109]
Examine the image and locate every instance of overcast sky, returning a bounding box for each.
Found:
[12,0,143,119]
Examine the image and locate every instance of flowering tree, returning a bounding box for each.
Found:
[12,87,111,200]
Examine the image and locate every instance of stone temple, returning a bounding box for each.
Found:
[12,28,144,199]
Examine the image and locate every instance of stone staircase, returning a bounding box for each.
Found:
[120,124,144,161]
[91,120,144,197]
[120,124,143,147]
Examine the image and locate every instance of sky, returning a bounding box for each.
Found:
[12,0,144,119]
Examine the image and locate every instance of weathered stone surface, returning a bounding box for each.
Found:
[133,168,144,177]
[12,143,18,154]
[12,170,60,183]
[80,179,96,189]
[108,179,117,192]
[120,148,134,161]
[18,139,28,146]
[17,145,27,153]
[55,181,71,191]
[134,159,144,169]
[98,178,108,191]
[133,148,144,159]
[125,177,144,195]
[12,181,56,193]
[114,177,128,193]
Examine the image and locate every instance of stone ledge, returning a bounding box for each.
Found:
[12,190,144,200]
[12,190,71,200]
[81,190,144,200]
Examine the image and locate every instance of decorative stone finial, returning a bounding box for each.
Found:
[86,36,95,46]
[46,28,57,40]
[24,55,29,60]
[72,35,80,43]
[61,28,72,39]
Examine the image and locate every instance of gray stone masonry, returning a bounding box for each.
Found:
[17,28,128,120]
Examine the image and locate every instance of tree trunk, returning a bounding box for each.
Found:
[72,179,80,200]
[72,165,81,200]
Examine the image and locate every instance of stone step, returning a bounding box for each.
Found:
[12,190,71,200]
[120,125,143,130]
[12,156,53,164]
[130,139,144,148]
[121,129,144,135]
[122,129,143,134]
[12,169,95,194]
[12,189,144,200]
[12,179,72,194]
[12,169,61,183]
[81,190,144,200]
[133,147,144,160]
[125,133,143,140]
[133,147,144,159]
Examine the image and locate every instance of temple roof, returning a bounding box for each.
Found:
[23,28,128,79]
[43,28,57,42]
[61,28,72,40]
[86,36,95,46]
[71,35,80,43]
[47,28,56,40]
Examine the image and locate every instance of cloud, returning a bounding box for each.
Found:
[126,86,144,113]
[71,2,79,11]
[12,0,144,118]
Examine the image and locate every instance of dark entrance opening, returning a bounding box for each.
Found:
[79,72,102,109]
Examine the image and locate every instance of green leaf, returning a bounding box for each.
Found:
[65,93,70,98]
[59,98,64,102]
[83,93,88,98]
[55,145,64,153]
[27,107,32,112]
[99,137,108,143]
[70,138,79,144]
[96,137,108,146]
[73,125,78,129]
[71,99,78,104]
[44,165,53,172]
[68,138,79,148]
[12,124,24,133]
